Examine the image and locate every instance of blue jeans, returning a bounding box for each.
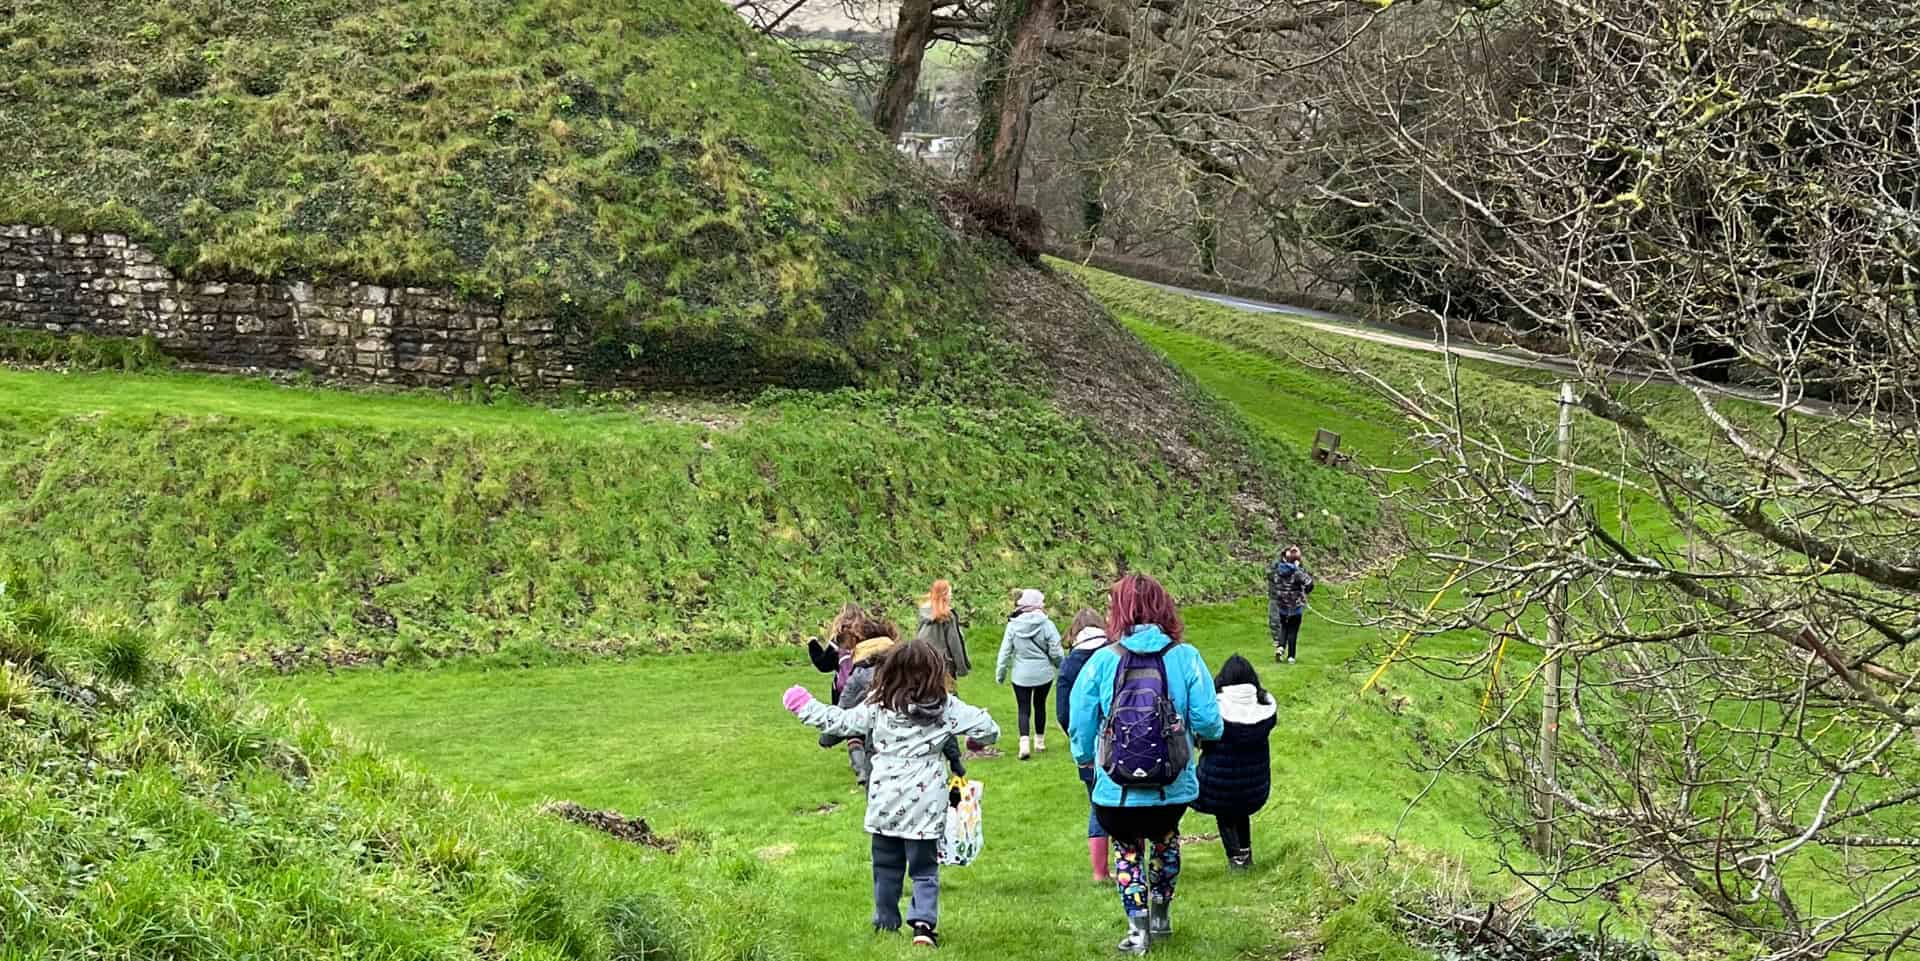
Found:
[1078,764,1108,838]
[871,834,939,930]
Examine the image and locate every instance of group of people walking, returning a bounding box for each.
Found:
[779,547,1315,952]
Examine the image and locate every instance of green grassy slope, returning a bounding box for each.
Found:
[1058,261,1828,550]
[0,0,987,385]
[0,585,787,961]
[0,368,1371,663]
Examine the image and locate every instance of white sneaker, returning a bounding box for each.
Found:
[1287,656,1296,664]
[1018,736,1031,760]
[1035,734,1046,752]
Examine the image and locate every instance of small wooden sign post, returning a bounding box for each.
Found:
[1311,429,1342,464]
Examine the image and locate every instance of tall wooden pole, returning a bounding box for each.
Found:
[1537,381,1574,854]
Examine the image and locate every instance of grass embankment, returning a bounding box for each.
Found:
[0,584,784,961]
[0,367,1373,663]
[1058,260,1836,551]
[0,0,990,385]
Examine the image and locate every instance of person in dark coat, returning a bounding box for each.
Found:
[1267,546,1315,663]
[808,602,864,702]
[1193,654,1276,871]
[1056,608,1112,882]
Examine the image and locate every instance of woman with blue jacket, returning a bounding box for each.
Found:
[1070,574,1223,954]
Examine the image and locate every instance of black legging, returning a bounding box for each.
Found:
[1217,814,1252,859]
[1013,682,1053,736]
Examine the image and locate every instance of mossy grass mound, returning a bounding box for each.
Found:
[0,0,989,386]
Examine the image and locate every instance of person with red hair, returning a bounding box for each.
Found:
[913,579,972,679]
[1069,573,1223,954]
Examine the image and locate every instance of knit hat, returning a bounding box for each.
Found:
[1016,588,1044,610]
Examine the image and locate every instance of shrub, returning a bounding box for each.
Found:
[0,330,174,371]
[942,187,1046,263]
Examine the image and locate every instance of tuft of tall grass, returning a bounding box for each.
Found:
[0,661,34,716]
[89,627,154,685]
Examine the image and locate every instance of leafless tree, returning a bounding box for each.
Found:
[736,0,898,95]
[1304,3,1920,957]
[977,0,1388,277]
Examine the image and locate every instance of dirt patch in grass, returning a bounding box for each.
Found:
[541,801,678,851]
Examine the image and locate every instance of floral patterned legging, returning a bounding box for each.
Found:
[1112,835,1181,916]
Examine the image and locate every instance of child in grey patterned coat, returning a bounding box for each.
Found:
[784,641,1000,948]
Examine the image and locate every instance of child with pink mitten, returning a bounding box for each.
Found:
[782,641,1000,948]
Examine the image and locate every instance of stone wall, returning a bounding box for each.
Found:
[0,224,594,387]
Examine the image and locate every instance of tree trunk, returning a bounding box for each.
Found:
[1078,169,1106,244]
[1193,174,1220,276]
[872,0,935,143]
[972,0,1061,203]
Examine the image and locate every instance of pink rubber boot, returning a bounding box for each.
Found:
[1090,837,1112,882]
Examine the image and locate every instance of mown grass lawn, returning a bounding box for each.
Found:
[270,594,1507,961]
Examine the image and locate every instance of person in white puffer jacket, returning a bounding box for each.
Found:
[995,588,1062,760]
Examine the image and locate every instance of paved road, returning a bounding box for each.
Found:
[1146,280,1846,420]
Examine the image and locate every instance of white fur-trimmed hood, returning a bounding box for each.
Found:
[1218,683,1276,725]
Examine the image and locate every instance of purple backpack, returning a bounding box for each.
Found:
[1096,645,1191,792]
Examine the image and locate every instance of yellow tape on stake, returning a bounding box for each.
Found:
[1360,562,1467,695]
[1480,635,1509,718]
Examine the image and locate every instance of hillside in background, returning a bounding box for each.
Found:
[0,0,989,386]
[0,363,1372,665]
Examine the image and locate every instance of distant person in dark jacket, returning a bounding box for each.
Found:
[1057,608,1112,882]
[807,603,865,703]
[1194,654,1276,871]
[1267,546,1315,663]
[822,617,966,786]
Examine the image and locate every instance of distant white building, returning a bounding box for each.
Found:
[897,133,965,176]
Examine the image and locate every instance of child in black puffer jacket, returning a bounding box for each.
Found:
[1193,654,1276,871]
